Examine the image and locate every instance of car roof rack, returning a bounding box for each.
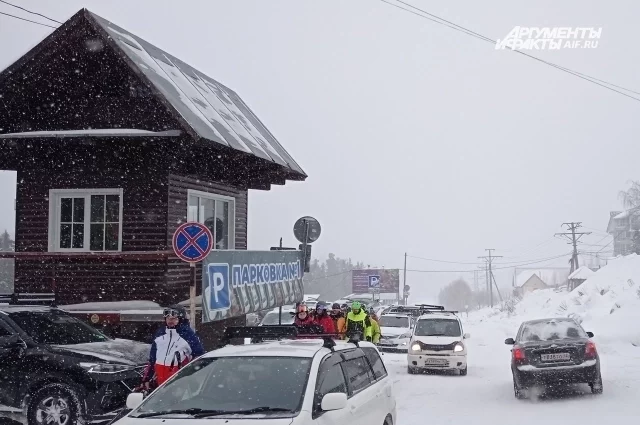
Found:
[0,292,57,307]
[223,325,339,351]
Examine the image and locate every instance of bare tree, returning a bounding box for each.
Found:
[619,180,640,209]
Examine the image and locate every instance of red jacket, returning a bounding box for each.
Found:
[315,314,336,334]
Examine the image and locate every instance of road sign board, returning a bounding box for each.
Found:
[368,275,381,289]
[294,216,321,244]
[172,222,213,263]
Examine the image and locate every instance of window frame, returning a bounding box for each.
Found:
[48,188,124,252]
[362,347,388,381]
[340,353,376,396]
[186,189,236,250]
[312,353,348,419]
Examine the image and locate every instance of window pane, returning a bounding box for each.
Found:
[215,200,229,249]
[90,224,104,251]
[318,363,347,396]
[91,195,104,223]
[72,224,84,249]
[60,198,72,222]
[188,196,198,221]
[363,347,387,380]
[105,195,119,222]
[60,224,71,249]
[201,198,215,240]
[342,357,374,393]
[73,198,85,223]
[105,223,119,251]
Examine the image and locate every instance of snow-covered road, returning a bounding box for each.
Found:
[386,318,640,424]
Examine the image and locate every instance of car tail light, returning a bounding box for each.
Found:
[585,340,597,359]
[512,347,525,361]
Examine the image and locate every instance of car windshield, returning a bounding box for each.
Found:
[8,310,111,345]
[132,356,312,418]
[380,316,410,328]
[414,319,461,337]
[520,319,587,342]
[261,311,294,325]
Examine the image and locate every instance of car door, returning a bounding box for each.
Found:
[312,353,351,425]
[363,347,393,421]
[0,316,24,408]
[340,350,378,425]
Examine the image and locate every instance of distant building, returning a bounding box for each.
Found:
[568,266,596,291]
[606,208,640,256]
[514,268,570,296]
[515,273,548,296]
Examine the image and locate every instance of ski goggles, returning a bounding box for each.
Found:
[163,308,182,318]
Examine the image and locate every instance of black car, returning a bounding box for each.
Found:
[505,317,602,399]
[0,305,150,425]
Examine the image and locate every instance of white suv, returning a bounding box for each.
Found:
[407,312,469,375]
[117,336,397,425]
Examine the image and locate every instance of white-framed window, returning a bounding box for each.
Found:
[187,189,235,250]
[48,189,123,252]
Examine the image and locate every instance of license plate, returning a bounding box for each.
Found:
[425,358,448,365]
[541,353,570,361]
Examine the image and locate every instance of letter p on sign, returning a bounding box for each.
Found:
[207,264,231,312]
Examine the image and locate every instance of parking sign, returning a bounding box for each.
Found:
[206,263,231,312]
[368,275,381,291]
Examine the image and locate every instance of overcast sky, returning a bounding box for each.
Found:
[1,0,639,301]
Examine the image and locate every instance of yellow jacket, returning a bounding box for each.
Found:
[344,310,373,341]
[370,319,381,344]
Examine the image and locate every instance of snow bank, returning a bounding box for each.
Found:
[469,254,640,347]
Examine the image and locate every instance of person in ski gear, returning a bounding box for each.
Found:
[314,303,336,334]
[294,303,314,326]
[344,301,372,341]
[141,305,205,388]
[331,302,346,336]
[368,311,382,344]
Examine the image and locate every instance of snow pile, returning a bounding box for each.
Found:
[470,254,640,347]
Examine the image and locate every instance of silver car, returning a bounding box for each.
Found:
[377,314,415,352]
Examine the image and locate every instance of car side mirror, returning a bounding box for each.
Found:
[463,333,471,339]
[321,393,348,411]
[126,392,145,410]
[0,334,25,358]
[504,338,515,345]
[587,332,594,338]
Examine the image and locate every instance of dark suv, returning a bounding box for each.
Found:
[0,305,149,425]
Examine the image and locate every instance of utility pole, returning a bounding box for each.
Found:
[555,222,591,274]
[402,252,407,306]
[479,249,503,308]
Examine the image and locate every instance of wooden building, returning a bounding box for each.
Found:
[0,9,306,347]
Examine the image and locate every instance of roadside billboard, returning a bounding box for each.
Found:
[202,250,305,323]
[352,269,400,294]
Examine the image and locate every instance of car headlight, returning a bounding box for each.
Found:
[454,343,465,352]
[79,362,135,374]
[410,343,421,352]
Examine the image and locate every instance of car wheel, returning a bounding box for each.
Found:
[513,380,526,399]
[407,366,417,374]
[590,374,604,394]
[27,383,83,425]
[459,366,468,376]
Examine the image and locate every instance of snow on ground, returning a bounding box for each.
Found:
[389,255,640,423]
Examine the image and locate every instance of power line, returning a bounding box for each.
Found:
[406,252,572,273]
[381,0,640,103]
[0,0,61,24]
[0,10,56,28]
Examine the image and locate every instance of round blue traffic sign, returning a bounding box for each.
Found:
[172,222,213,263]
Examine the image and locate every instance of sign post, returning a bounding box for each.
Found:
[172,222,213,330]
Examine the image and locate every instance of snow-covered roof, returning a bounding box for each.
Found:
[205,339,376,359]
[0,129,181,139]
[88,10,305,177]
[60,300,162,312]
[516,269,570,287]
[569,266,597,280]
